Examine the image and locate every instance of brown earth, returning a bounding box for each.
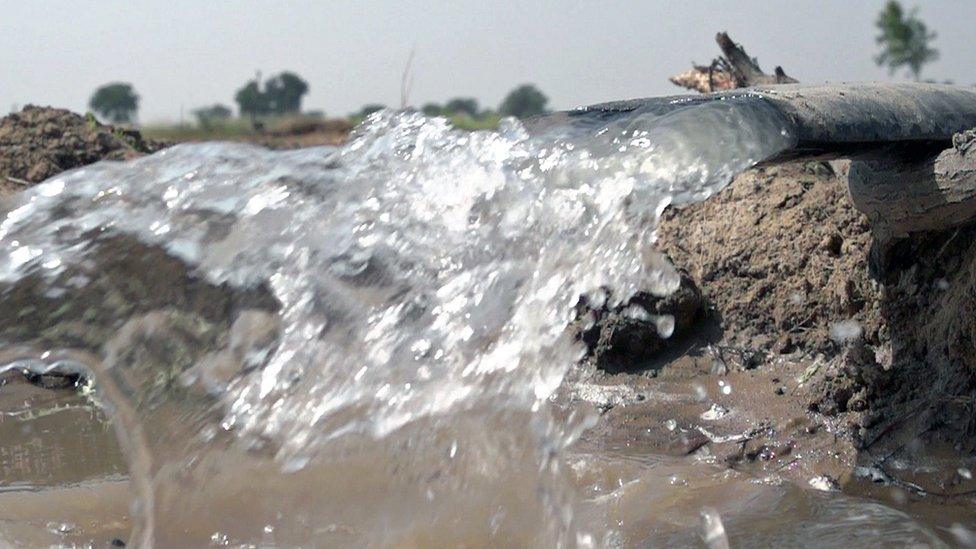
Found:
[654,163,889,443]
[0,105,167,197]
[581,161,885,378]
[247,116,352,149]
[577,153,976,506]
[650,159,976,450]
[140,116,352,151]
[657,162,883,358]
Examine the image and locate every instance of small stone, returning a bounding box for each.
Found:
[829,319,862,344]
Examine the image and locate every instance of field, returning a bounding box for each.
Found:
[141,111,502,148]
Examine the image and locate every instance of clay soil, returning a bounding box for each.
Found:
[576,158,976,515]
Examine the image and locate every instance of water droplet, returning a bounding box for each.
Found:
[653,314,675,338]
[700,403,729,421]
[699,507,729,549]
[829,319,862,344]
[45,521,76,535]
[38,179,65,197]
[950,523,976,546]
[668,474,688,486]
[622,304,650,321]
[808,475,839,491]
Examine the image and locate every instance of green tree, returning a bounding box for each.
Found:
[88,82,139,124]
[421,103,442,117]
[234,80,270,119]
[234,71,310,123]
[265,71,309,113]
[874,1,939,81]
[192,104,232,129]
[499,84,549,119]
[444,98,479,117]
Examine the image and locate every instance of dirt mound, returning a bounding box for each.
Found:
[657,162,884,357]
[646,159,976,448]
[581,162,884,381]
[0,105,166,196]
[649,163,898,443]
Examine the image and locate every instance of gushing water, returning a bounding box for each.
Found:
[0,98,796,545]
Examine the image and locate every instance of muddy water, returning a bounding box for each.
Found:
[2,371,973,547]
[0,376,129,546]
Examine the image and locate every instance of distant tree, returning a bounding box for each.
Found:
[499,84,549,119]
[88,82,139,124]
[234,71,310,126]
[264,71,309,113]
[358,104,386,118]
[444,97,479,117]
[421,103,442,117]
[235,79,270,120]
[192,104,232,129]
[874,1,939,81]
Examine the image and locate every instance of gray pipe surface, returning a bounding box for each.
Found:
[532,83,976,239]
[535,82,976,161]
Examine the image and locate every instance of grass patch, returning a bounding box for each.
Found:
[142,118,256,141]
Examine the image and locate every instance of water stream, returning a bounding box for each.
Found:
[0,99,966,546]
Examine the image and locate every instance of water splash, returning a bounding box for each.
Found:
[0,98,795,545]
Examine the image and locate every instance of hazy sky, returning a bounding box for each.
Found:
[2,1,974,123]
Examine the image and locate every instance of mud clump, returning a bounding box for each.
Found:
[583,162,890,444]
[582,162,883,384]
[638,157,976,448]
[0,105,165,196]
[579,271,703,373]
[657,162,884,357]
